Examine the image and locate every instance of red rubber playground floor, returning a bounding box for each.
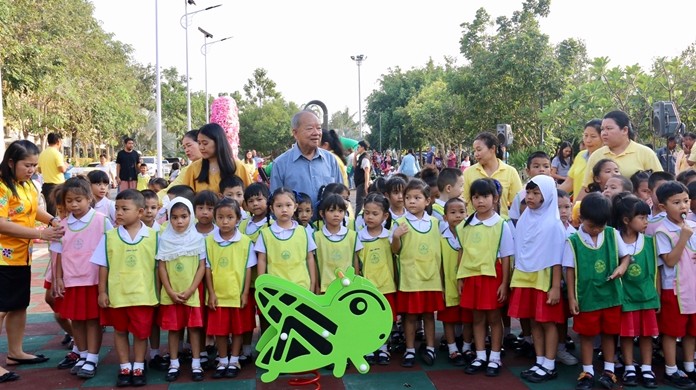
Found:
[1,243,681,389]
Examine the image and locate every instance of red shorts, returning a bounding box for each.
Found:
[438,305,473,323]
[572,306,621,336]
[59,285,100,321]
[100,306,155,339]
[508,287,565,324]
[659,290,696,338]
[158,304,203,331]
[207,305,255,336]
[459,262,505,311]
[396,291,444,314]
[620,309,659,337]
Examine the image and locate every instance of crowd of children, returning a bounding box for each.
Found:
[39,143,696,390]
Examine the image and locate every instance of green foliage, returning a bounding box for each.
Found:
[238,98,299,158]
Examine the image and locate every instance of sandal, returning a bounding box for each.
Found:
[212,364,226,379]
[77,361,97,379]
[191,366,204,382]
[641,370,658,388]
[622,369,637,387]
[165,366,180,382]
[401,352,416,368]
[486,360,501,377]
[448,351,466,366]
[465,358,486,375]
[377,350,391,365]
[421,348,436,366]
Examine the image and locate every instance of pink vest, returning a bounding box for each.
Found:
[645,214,665,236]
[656,226,696,314]
[44,251,57,283]
[60,211,108,287]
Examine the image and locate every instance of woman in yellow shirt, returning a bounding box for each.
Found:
[320,129,349,187]
[0,140,64,382]
[180,124,252,195]
[559,119,603,198]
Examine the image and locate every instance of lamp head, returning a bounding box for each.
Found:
[187,0,196,5]
[198,27,213,38]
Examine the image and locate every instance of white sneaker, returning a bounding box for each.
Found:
[556,349,578,365]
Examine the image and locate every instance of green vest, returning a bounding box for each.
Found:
[205,234,252,307]
[456,219,503,279]
[441,236,460,307]
[105,229,158,308]
[160,254,201,307]
[395,216,442,292]
[622,235,660,312]
[260,226,311,291]
[313,229,358,293]
[568,227,622,312]
[358,235,396,294]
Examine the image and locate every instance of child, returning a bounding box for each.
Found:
[316,183,354,231]
[294,192,314,231]
[255,187,317,292]
[563,192,631,390]
[193,190,219,237]
[555,190,579,366]
[141,190,161,231]
[677,169,696,186]
[509,175,566,383]
[438,197,473,367]
[137,164,150,191]
[654,181,696,388]
[630,171,652,207]
[391,179,444,368]
[157,185,195,224]
[91,190,159,387]
[586,159,621,194]
[432,168,464,228]
[602,175,633,200]
[357,193,396,365]
[688,181,696,223]
[51,179,113,378]
[385,176,407,220]
[457,178,514,376]
[611,194,660,388]
[219,175,248,221]
[87,170,115,224]
[169,162,180,182]
[157,197,206,382]
[509,151,551,221]
[313,194,362,294]
[646,171,676,235]
[206,199,256,379]
[148,178,168,193]
[420,167,440,207]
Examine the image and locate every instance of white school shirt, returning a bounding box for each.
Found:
[254,220,317,254]
[442,228,461,251]
[243,218,269,236]
[49,209,114,253]
[94,197,116,224]
[205,229,257,268]
[319,225,364,252]
[466,213,515,258]
[399,211,432,233]
[389,208,405,221]
[90,222,152,267]
[561,225,628,268]
[655,218,696,289]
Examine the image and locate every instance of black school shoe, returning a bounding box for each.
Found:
[57,352,79,369]
[622,369,638,387]
[116,368,132,387]
[464,359,486,375]
[148,354,168,371]
[641,370,658,388]
[664,370,696,389]
[527,366,557,383]
[598,370,619,389]
[131,368,146,387]
[576,372,594,390]
[485,361,501,377]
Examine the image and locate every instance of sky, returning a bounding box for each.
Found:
[90,0,696,133]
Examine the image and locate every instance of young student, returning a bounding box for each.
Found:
[255,187,317,292]
[646,171,676,235]
[193,190,219,237]
[357,193,396,365]
[156,197,206,382]
[140,190,161,231]
[602,175,633,200]
[385,176,407,221]
[457,178,514,376]
[51,178,113,378]
[611,194,660,388]
[432,168,464,228]
[509,175,566,383]
[156,185,196,225]
[420,167,440,207]
[148,178,168,193]
[315,183,354,231]
[563,192,631,390]
[137,164,150,191]
[293,192,314,231]
[391,179,444,368]
[206,199,257,379]
[508,151,552,221]
[677,169,696,186]
[87,170,115,225]
[556,190,578,366]
[91,190,159,387]
[438,197,473,367]
[630,171,652,207]
[586,159,621,194]
[219,175,248,221]
[654,181,696,388]
[313,194,362,294]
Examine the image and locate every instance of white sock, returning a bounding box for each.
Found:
[406,348,416,355]
[685,361,695,372]
[641,364,652,374]
[192,358,201,369]
[426,346,435,354]
[604,361,615,372]
[536,356,544,365]
[666,365,678,375]
[119,362,131,371]
[149,348,159,359]
[79,350,88,359]
[218,357,229,366]
[169,358,180,368]
[200,351,208,358]
[72,345,80,354]
[583,364,594,376]
[542,358,555,371]
[489,350,501,363]
[448,343,458,354]
[379,344,388,353]
[230,355,239,365]
[133,362,145,371]
[625,365,636,372]
[462,342,472,352]
[476,350,487,361]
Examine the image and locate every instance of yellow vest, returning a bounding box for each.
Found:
[260,226,311,290]
[456,219,503,279]
[160,255,201,307]
[358,236,396,294]
[313,230,358,293]
[239,218,271,243]
[432,203,445,220]
[395,217,442,292]
[315,217,356,232]
[205,235,252,307]
[105,229,158,308]
[510,268,552,292]
[137,174,150,191]
[441,236,460,307]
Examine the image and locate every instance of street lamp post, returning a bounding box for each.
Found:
[200,34,232,122]
[155,0,163,177]
[180,1,221,130]
[350,54,366,138]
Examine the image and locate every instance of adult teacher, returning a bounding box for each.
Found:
[580,111,662,199]
[320,129,349,187]
[157,130,203,199]
[398,149,420,177]
[0,140,64,383]
[179,123,252,194]
[115,137,139,192]
[270,110,342,205]
[462,132,522,217]
[558,119,603,197]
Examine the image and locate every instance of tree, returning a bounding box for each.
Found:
[405,80,462,153]
[329,108,359,139]
[242,68,281,107]
[238,98,299,157]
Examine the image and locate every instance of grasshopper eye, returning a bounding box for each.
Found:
[349,297,367,315]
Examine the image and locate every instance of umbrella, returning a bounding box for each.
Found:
[340,137,359,150]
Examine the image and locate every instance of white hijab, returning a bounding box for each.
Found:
[514,175,566,272]
[156,197,205,261]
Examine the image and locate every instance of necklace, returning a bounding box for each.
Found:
[625,234,639,263]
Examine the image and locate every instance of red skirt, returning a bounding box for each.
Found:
[437,305,473,323]
[459,262,505,310]
[43,281,63,314]
[159,304,204,331]
[100,306,155,339]
[384,293,397,321]
[207,305,255,336]
[508,287,565,324]
[659,290,696,337]
[620,309,659,337]
[59,285,100,321]
[396,290,444,314]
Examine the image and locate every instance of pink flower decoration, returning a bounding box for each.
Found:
[210,96,240,158]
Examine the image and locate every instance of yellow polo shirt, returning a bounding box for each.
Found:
[566,150,590,197]
[462,159,522,217]
[38,147,65,184]
[582,141,662,188]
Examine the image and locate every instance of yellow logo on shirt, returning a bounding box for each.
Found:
[628,263,642,277]
[175,262,184,273]
[126,255,137,268]
[281,250,291,260]
[219,257,229,267]
[418,244,429,255]
[470,232,481,244]
[594,259,606,274]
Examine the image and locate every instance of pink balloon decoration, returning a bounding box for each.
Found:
[209,96,240,158]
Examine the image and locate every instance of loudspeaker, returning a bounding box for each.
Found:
[497,124,513,147]
[653,101,685,137]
